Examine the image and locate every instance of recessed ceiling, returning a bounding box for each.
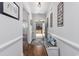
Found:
[23,2,52,14]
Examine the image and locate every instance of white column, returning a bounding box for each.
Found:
[28,13,32,44]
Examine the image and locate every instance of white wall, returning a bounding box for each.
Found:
[0,2,23,56]
[23,3,32,43]
[23,8,29,35]
[28,12,32,43]
[32,21,36,40]
[47,2,79,56]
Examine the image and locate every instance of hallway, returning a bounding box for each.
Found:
[23,2,79,56]
[0,2,79,56]
[23,28,47,56]
[23,2,60,56]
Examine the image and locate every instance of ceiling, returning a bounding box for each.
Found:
[23,2,52,14]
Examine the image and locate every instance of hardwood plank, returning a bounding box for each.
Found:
[23,44,48,56]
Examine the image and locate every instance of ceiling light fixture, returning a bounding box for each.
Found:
[38,2,41,7]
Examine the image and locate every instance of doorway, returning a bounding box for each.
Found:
[35,20,45,39]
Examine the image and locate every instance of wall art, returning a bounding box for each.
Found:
[57,2,64,27]
[0,2,19,20]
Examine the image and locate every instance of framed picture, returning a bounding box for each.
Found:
[0,2,19,20]
[50,12,53,27]
[57,2,64,27]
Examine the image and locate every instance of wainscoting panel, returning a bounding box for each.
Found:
[49,32,79,56]
[0,36,23,56]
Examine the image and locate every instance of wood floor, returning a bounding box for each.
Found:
[23,43,48,56]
